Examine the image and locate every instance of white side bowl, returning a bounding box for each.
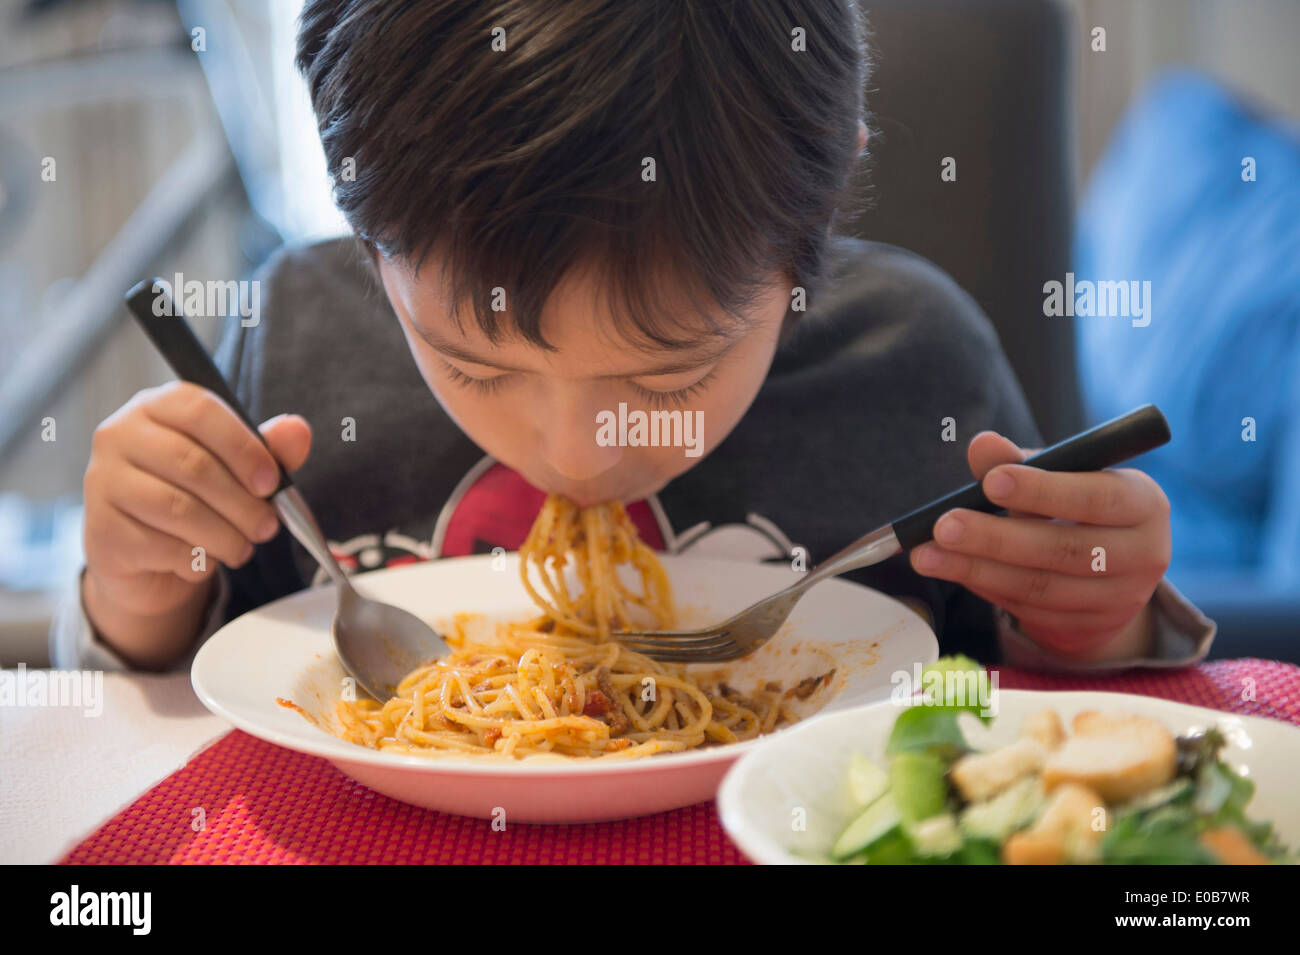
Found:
[717,689,1300,863]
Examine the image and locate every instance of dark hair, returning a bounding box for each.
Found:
[297,0,868,349]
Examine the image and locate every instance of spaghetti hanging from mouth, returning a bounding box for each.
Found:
[332,494,829,759]
[516,493,674,640]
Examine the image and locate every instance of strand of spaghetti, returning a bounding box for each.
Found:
[516,498,571,626]
[610,671,714,737]
[585,506,615,637]
[519,532,595,635]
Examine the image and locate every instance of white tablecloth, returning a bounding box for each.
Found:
[0,672,230,864]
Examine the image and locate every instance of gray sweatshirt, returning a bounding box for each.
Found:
[52,235,1215,672]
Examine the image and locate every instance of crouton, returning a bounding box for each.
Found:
[1071,710,1160,738]
[1200,827,1272,865]
[950,737,1047,802]
[1035,782,1106,840]
[1002,830,1064,865]
[1021,709,1066,749]
[1043,711,1176,803]
[1003,782,1105,865]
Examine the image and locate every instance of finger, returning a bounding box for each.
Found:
[930,509,1161,578]
[260,414,312,473]
[909,543,1145,614]
[105,465,255,568]
[982,464,1166,527]
[142,381,285,497]
[963,584,1135,654]
[968,431,1031,481]
[93,501,249,583]
[249,415,312,542]
[121,418,279,546]
[967,432,1042,520]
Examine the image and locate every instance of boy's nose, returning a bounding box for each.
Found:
[538,394,623,484]
[543,425,623,483]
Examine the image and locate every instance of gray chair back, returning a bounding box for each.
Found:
[852,0,1084,442]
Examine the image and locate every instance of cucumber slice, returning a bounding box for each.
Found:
[907,812,963,858]
[890,751,949,824]
[959,777,1045,843]
[832,791,901,860]
[847,753,889,808]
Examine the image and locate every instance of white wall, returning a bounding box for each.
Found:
[1069,0,1300,182]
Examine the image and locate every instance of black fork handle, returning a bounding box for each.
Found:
[125,278,292,496]
[892,404,1171,551]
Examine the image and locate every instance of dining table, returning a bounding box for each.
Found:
[3,657,1297,865]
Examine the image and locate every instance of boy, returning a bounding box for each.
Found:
[55,0,1214,673]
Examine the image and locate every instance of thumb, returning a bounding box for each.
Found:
[967,430,1040,480]
[258,414,312,474]
[967,431,1044,520]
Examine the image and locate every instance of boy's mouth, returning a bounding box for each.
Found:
[556,487,628,509]
[546,477,664,509]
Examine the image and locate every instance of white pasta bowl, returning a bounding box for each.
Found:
[716,689,1300,864]
[191,553,937,823]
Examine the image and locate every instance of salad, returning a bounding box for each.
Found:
[829,657,1292,865]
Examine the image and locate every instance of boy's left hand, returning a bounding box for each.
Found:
[908,431,1172,662]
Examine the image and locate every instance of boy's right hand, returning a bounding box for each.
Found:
[82,381,311,667]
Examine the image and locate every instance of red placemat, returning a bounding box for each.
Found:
[994,657,1300,727]
[61,658,1300,865]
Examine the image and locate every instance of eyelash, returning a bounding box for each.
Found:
[629,369,719,410]
[441,362,511,396]
[440,361,719,408]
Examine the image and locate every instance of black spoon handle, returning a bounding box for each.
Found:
[124,278,292,495]
[892,404,1172,551]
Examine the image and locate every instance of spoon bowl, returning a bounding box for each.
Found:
[333,578,447,699]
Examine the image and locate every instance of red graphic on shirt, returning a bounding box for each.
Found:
[305,458,796,589]
[305,462,669,589]
[438,462,665,557]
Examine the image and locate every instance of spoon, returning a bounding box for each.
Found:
[125,279,448,700]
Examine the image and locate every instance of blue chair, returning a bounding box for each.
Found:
[1075,69,1300,660]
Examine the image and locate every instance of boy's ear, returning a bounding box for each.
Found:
[357,236,385,286]
[777,270,804,344]
[857,120,868,156]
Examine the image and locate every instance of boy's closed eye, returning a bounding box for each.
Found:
[436,354,722,409]
[627,367,722,410]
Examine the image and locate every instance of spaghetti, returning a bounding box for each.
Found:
[333,494,828,759]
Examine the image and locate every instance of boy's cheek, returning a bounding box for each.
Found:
[417,372,481,436]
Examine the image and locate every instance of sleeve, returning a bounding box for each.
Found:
[995,577,1217,674]
[48,565,231,672]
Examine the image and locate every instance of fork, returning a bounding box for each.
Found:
[616,404,1171,663]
